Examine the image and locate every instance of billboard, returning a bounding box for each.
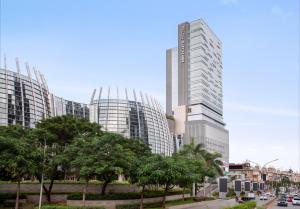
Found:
[234,180,242,192]
[253,182,258,191]
[244,181,251,192]
[219,178,228,193]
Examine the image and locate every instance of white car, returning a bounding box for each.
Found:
[260,195,268,200]
[292,197,300,205]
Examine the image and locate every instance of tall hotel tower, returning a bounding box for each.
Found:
[166,19,229,162]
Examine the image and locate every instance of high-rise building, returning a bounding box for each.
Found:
[166,18,229,162]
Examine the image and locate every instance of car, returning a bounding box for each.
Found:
[277,198,288,207]
[292,197,300,205]
[260,195,268,200]
[287,196,293,202]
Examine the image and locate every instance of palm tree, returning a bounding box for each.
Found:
[202,152,223,197]
[178,141,224,196]
[203,152,224,177]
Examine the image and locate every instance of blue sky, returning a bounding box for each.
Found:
[1,0,299,171]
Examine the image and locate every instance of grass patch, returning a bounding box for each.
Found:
[223,201,256,209]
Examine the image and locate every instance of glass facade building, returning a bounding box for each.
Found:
[89,88,173,155]
[0,67,172,155]
[50,94,89,120]
[0,68,51,127]
[166,18,229,162]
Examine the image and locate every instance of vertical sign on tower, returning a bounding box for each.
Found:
[177,22,189,106]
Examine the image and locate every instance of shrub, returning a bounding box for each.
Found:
[0,193,26,203]
[212,191,219,197]
[226,188,236,198]
[67,190,184,200]
[240,191,245,197]
[116,198,195,209]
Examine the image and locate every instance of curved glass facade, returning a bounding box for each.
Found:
[0,67,173,155]
[89,88,173,156]
[0,68,51,127]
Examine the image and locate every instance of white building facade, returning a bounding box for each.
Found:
[166,18,229,162]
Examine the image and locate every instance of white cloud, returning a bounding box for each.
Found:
[224,101,299,118]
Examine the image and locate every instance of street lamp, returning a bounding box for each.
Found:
[38,137,47,209]
[263,159,279,168]
[261,159,279,190]
[246,159,279,190]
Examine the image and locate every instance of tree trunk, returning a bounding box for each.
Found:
[140,185,145,209]
[182,187,185,201]
[162,186,168,209]
[15,180,20,209]
[101,181,109,195]
[43,178,54,203]
[83,179,88,207]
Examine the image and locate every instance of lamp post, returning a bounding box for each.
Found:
[38,137,46,209]
[246,159,279,190]
[262,159,279,189]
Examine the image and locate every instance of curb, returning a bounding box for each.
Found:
[261,197,276,209]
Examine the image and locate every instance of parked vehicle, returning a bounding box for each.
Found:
[287,196,293,202]
[241,192,255,201]
[277,198,288,207]
[292,197,300,205]
[260,195,268,200]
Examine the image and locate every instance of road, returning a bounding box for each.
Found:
[169,198,236,209]
[269,200,300,209]
[169,197,276,209]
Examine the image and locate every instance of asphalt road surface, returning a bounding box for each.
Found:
[269,201,300,209]
[169,197,275,209]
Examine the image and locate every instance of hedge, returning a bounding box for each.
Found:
[223,201,256,209]
[116,198,194,209]
[67,190,185,200]
[0,193,26,203]
[35,205,105,209]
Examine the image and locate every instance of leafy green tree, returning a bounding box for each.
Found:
[281,176,291,188]
[149,156,187,208]
[32,115,102,203]
[65,136,100,206]
[128,155,160,209]
[172,154,200,200]
[0,125,41,209]
[177,143,206,196]
[178,142,223,196]
[94,133,135,195]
